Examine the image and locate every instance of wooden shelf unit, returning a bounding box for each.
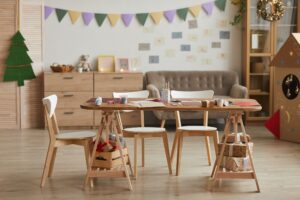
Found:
[243,0,300,121]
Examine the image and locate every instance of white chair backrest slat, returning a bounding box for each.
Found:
[42,95,57,117]
[171,90,214,99]
[113,90,149,98]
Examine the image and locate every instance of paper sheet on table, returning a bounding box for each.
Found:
[129,100,166,108]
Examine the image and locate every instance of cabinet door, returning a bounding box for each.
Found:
[0,0,19,129]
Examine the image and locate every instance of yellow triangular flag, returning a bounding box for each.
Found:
[150,12,163,25]
[68,10,81,24]
[189,5,201,17]
[108,14,120,27]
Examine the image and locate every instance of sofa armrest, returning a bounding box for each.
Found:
[230,84,248,98]
[147,84,160,98]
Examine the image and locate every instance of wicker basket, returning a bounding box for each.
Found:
[50,65,74,73]
[93,148,128,169]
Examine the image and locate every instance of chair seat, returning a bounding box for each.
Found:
[123,127,166,133]
[56,131,96,140]
[178,126,217,131]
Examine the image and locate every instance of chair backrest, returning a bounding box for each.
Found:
[113,90,149,98]
[171,90,214,99]
[43,95,59,139]
[113,90,149,127]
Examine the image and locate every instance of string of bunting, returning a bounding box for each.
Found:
[44,0,227,27]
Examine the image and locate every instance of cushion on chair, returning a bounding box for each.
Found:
[123,127,166,133]
[56,131,96,140]
[178,126,217,131]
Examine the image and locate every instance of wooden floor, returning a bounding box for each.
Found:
[0,125,300,200]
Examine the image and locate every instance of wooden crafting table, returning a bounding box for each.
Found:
[81,98,261,192]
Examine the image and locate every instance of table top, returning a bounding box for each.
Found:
[80,98,262,112]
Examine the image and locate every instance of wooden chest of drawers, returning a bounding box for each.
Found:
[44,72,143,127]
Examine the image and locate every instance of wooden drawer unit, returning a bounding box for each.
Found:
[45,92,93,109]
[56,109,93,126]
[94,73,143,92]
[44,72,93,92]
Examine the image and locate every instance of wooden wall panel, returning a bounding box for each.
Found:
[0,0,20,129]
[20,2,43,128]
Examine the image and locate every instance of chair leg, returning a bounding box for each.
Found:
[40,142,55,187]
[134,135,138,178]
[171,131,179,165]
[160,120,166,128]
[83,140,94,188]
[176,134,183,176]
[204,136,212,166]
[162,132,172,175]
[127,154,134,176]
[48,147,57,177]
[142,138,145,167]
[212,131,219,157]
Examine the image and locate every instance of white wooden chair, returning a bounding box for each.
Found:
[41,95,96,187]
[170,90,219,176]
[113,90,172,178]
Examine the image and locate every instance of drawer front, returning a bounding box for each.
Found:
[44,72,93,92]
[94,111,141,127]
[45,92,93,109]
[56,109,93,126]
[94,73,143,92]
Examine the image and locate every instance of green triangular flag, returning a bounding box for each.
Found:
[136,13,148,26]
[215,0,227,11]
[56,8,68,22]
[177,8,189,21]
[95,13,107,27]
[3,31,36,86]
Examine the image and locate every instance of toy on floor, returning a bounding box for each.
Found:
[267,33,300,143]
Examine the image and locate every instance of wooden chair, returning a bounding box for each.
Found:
[41,95,96,187]
[170,90,219,176]
[113,90,172,178]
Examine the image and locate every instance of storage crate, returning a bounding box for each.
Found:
[92,148,128,169]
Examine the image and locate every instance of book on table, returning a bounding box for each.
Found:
[129,100,166,108]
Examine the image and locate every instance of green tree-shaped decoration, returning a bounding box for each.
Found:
[3,31,36,86]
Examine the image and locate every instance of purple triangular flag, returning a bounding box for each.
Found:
[202,2,214,15]
[164,10,176,23]
[44,6,54,20]
[121,14,134,27]
[82,12,94,25]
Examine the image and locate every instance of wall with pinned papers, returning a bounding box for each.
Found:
[44,0,242,74]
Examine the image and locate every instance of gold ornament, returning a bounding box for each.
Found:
[257,0,285,22]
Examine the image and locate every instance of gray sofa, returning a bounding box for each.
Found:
[145,70,248,122]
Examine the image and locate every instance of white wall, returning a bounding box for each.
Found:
[44,0,242,74]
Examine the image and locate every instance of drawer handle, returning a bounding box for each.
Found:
[63,76,73,79]
[63,94,74,97]
[64,112,74,115]
[113,77,123,80]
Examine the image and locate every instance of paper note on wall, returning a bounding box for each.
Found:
[165,49,176,57]
[139,43,151,51]
[149,55,159,64]
[188,20,198,29]
[172,32,182,39]
[181,44,191,51]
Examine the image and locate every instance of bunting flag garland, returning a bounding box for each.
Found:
[177,8,189,21]
[44,6,54,20]
[122,14,134,27]
[215,0,227,11]
[202,2,214,16]
[164,10,176,23]
[55,8,68,22]
[69,10,81,24]
[45,1,227,27]
[136,13,149,26]
[82,12,94,25]
[188,5,201,17]
[95,13,107,27]
[150,12,163,25]
[108,14,120,27]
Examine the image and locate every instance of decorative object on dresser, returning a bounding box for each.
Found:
[77,54,92,72]
[115,58,130,72]
[50,63,74,73]
[44,72,143,128]
[98,55,115,72]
